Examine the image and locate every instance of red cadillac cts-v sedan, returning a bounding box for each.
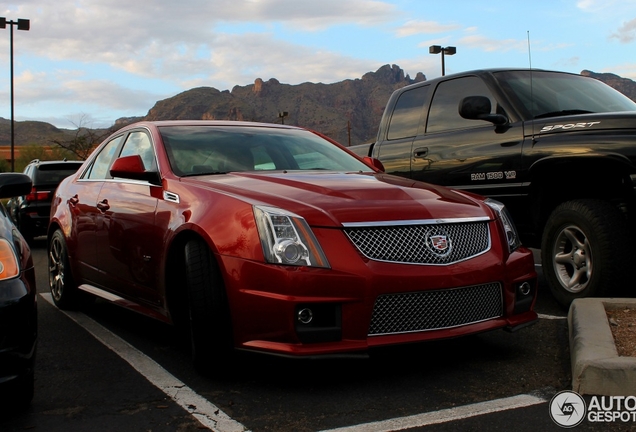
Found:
[48,120,537,371]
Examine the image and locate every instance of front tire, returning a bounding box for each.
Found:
[49,229,80,309]
[184,239,234,374]
[541,199,630,307]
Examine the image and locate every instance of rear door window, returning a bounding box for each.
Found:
[387,85,429,140]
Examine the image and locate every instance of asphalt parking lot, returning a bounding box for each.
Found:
[0,241,626,431]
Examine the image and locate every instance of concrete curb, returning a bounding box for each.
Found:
[568,298,636,396]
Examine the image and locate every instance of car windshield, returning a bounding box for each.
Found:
[495,70,636,120]
[158,125,371,176]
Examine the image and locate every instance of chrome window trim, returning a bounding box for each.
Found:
[76,177,155,187]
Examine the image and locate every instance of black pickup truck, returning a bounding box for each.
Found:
[350,68,636,307]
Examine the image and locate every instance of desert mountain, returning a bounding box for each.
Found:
[143,64,425,146]
[1,65,635,148]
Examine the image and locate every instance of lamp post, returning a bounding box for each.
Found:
[0,17,30,172]
[429,45,456,76]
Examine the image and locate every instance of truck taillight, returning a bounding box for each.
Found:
[25,187,50,202]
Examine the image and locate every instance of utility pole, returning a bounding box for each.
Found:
[1,17,31,172]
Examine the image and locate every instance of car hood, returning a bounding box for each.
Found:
[181,171,491,227]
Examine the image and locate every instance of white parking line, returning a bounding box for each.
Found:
[40,293,249,432]
[538,313,567,320]
[320,392,549,432]
[41,292,558,432]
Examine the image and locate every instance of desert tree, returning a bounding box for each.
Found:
[50,114,121,160]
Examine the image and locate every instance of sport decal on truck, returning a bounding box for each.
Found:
[471,171,517,181]
[539,121,600,133]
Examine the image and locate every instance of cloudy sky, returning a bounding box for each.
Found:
[1,0,635,129]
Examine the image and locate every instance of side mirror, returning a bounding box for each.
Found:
[110,155,160,183]
[459,96,508,126]
[0,173,32,199]
[363,156,385,172]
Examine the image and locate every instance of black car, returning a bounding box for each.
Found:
[0,173,37,408]
[7,159,83,243]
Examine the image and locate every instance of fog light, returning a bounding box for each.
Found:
[518,282,531,296]
[298,308,313,324]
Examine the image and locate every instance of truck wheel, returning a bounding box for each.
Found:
[541,199,630,307]
[184,239,234,374]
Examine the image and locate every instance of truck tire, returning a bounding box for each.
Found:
[541,199,630,307]
[184,239,234,374]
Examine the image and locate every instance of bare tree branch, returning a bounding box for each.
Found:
[50,114,122,160]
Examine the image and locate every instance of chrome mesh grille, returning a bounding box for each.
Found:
[344,221,490,265]
[368,283,503,336]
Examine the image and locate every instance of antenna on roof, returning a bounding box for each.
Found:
[527,31,533,70]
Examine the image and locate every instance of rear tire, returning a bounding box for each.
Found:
[184,239,234,374]
[541,199,630,307]
[48,229,81,309]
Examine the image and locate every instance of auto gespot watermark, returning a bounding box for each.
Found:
[550,390,636,428]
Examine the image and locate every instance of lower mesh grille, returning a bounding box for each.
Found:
[368,283,503,336]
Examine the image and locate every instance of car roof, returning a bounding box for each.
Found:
[120,120,305,131]
[28,159,83,167]
[398,68,582,90]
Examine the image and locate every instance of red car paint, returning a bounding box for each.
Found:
[49,121,537,359]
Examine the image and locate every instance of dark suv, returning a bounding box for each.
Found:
[7,159,83,243]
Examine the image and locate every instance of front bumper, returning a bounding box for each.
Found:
[218,231,538,357]
[0,276,37,385]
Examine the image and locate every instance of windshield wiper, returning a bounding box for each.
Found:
[183,171,227,177]
[534,109,594,119]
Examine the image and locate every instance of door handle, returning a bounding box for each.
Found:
[413,147,429,158]
[97,199,110,212]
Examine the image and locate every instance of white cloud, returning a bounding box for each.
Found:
[457,34,528,53]
[202,32,379,88]
[395,20,460,37]
[576,0,625,13]
[1,0,397,85]
[611,17,636,43]
[3,69,162,117]
[2,0,635,127]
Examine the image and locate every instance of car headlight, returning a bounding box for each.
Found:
[253,205,330,268]
[485,199,521,253]
[0,238,20,280]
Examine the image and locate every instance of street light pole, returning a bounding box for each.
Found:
[429,45,456,76]
[1,17,30,172]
